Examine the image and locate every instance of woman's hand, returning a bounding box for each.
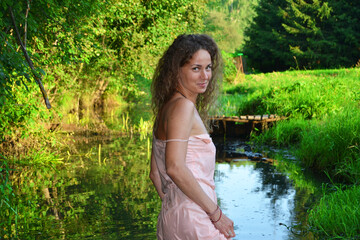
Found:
[210,208,235,238]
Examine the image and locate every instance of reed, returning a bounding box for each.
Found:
[12,147,64,166]
[137,117,153,140]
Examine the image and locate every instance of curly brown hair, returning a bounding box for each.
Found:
[151,34,222,130]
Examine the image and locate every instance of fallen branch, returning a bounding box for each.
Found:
[9,6,51,109]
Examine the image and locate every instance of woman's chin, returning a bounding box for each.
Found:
[199,88,207,94]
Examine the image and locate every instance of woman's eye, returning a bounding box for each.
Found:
[192,67,199,71]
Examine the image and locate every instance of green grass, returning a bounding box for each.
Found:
[222,68,360,118]
[308,185,360,239]
[296,107,360,183]
[253,119,308,147]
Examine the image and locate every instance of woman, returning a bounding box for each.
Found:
[150,34,235,240]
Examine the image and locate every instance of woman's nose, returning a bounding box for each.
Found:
[201,70,209,80]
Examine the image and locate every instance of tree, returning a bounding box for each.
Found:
[280,0,333,69]
[326,0,360,67]
[0,0,105,104]
[0,0,207,143]
[243,0,290,72]
[243,0,360,72]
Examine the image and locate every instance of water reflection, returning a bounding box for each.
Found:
[4,135,159,239]
[215,162,296,239]
[214,137,315,240]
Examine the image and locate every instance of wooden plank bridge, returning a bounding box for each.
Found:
[209,115,286,138]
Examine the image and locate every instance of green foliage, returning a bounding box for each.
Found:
[0,157,17,233]
[280,0,334,69]
[308,185,360,239]
[104,0,206,98]
[0,82,49,143]
[325,1,360,68]
[221,51,238,82]
[243,0,360,72]
[0,0,207,155]
[243,0,290,72]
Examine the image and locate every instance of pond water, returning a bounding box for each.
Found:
[213,137,316,240]
[4,134,318,239]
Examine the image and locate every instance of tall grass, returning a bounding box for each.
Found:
[216,93,247,116]
[253,119,308,147]
[308,185,360,239]
[296,106,360,183]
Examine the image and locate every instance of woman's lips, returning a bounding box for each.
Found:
[198,82,207,88]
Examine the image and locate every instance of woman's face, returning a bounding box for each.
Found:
[178,49,212,97]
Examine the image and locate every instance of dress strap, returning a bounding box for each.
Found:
[164,139,188,143]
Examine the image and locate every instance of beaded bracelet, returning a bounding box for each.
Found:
[211,209,222,224]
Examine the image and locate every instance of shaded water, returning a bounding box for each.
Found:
[3,134,319,239]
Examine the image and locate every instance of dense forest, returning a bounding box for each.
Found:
[243,0,360,72]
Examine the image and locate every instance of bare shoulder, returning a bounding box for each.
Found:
[163,98,195,138]
[166,98,195,120]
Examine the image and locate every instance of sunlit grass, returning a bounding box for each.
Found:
[216,93,246,116]
[308,185,360,239]
[253,119,308,147]
[221,68,360,118]
[296,106,360,182]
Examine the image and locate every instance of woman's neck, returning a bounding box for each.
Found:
[175,88,197,104]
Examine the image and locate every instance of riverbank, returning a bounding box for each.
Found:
[221,68,360,239]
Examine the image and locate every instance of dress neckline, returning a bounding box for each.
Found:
[154,133,210,142]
